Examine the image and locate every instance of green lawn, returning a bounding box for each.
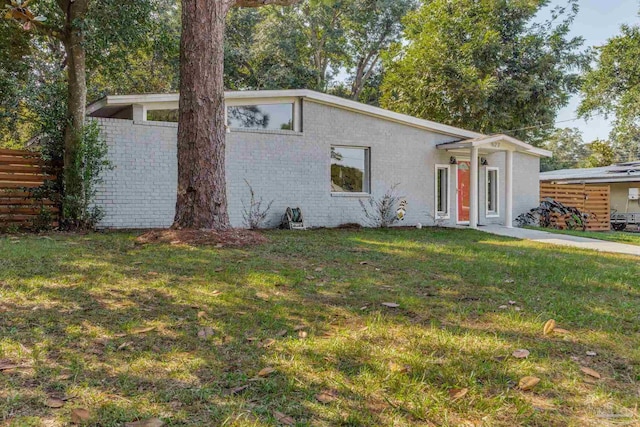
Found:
[526,227,640,246]
[1,229,639,426]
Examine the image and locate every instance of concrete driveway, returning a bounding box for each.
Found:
[479,225,640,257]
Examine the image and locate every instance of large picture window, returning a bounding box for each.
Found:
[486,167,499,216]
[435,165,450,218]
[227,103,294,131]
[331,146,370,193]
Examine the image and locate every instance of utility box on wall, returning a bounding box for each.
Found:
[629,188,640,200]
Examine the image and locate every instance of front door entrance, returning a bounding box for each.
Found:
[457,161,471,223]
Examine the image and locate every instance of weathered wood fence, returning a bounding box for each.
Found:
[540,183,610,231]
[0,148,59,229]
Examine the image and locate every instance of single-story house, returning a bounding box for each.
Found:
[540,162,640,215]
[86,89,551,229]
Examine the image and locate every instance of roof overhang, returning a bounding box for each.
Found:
[540,176,640,184]
[436,134,552,158]
[87,89,483,139]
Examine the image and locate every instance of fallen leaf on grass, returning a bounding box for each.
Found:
[256,292,270,301]
[0,361,18,371]
[359,261,369,265]
[298,330,308,339]
[71,408,91,424]
[553,328,569,334]
[257,367,276,377]
[381,302,399,308]
[124,419,164,427]
[131,326,156,335]
[198,327,215,340]
[518,376,540,391]
[276,329,288,337]
[543,319,556,335]
[512,349,530,359]
[273,411,295,426]
[226,384,249,395]
[197,311,208,319]
[388,361,411,373]
[448,388,468,400]
[293,324,307,331]
[117,341,133,351]
[45,397,65,408]
[259,338,276,348]
[580,367,601,379]
[316,390,338,404]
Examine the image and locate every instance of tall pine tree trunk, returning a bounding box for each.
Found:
[174,0,231,230]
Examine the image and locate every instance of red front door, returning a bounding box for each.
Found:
[457,161,470,222]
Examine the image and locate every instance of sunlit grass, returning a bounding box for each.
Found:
[0,228,638,426]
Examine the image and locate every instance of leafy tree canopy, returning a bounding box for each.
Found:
[380,0,588,144]
[579,24,640,162]
[540,127,615,171]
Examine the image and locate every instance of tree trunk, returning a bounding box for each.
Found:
[174,0,231,229]
[61,0,88,220]
[62,33,86,210]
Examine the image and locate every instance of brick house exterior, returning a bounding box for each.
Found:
[87,90,549,229]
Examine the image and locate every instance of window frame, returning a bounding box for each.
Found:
[330,145,371,196]
[434,164,451,219]
[485,166,499,217]
[225,97,302,133]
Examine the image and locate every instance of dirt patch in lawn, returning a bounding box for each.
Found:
[135,228,268,247]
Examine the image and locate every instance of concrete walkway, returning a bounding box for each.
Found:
[479,225,640,257]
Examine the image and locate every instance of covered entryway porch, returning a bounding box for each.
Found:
[437,134,551,229]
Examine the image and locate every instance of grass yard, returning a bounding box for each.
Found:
[525,227,640,246]
[0,228,639,426]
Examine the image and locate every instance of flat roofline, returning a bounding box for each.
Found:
[87,89,484,139]
[541,177,640,184]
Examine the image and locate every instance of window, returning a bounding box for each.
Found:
[147,109,178,122]
[331,146,370,193]
[227,103,294,131]
[486,167,499,216]
[435,165,450,218]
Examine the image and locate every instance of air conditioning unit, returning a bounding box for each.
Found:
[629,188,640,200]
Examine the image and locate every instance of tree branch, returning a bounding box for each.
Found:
[233,0,299,7]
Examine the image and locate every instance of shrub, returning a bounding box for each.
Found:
[359,184,404,228]
[241,179,274,229]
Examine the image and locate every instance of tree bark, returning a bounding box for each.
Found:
[174,0,231,229]
[173,0,299,230]
[61,0,88,216]
[62,34,86,206]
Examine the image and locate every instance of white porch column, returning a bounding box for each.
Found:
[505,150,514,228]
[469,146,479,228]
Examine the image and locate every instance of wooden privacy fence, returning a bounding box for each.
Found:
[0,148,59,229]
[540,183,610,231]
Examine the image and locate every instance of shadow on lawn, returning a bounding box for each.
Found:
[0,228,638,425]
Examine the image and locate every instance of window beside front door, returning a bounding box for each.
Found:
[486,167,499,217]
[435,164,450,218]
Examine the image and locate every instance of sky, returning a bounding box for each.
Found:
[546,0,638,142]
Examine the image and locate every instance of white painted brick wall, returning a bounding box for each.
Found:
[93,101,540,229]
